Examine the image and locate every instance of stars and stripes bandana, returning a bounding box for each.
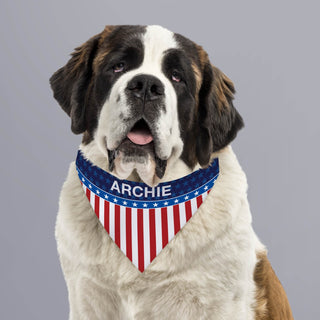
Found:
[76,150,219,272]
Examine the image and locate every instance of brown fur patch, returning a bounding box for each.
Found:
[192,62,202,107]
[195,44,209,70]
[211,66,235,111]
[69,33,101,75]
[92,25,116,72]
[195,44,235,111]
[254,252,294,320]
[99,25,116,46]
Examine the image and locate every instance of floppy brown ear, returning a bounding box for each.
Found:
[196,60,244,166]
[49,32,103,134]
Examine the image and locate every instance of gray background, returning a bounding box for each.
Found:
[1,0,319,318]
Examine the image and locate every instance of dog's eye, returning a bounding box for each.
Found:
[171,71,182,83]
[113,63,125,73]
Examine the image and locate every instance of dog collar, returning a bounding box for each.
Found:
[76,150,219,272]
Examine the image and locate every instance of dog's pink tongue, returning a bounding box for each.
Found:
[127,130,153,145]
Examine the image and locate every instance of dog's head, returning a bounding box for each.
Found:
[50,25,243,186]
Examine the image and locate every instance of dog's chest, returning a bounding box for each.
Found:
[123,230,256,320]
[62,224,255,320]
[56,160,256,319]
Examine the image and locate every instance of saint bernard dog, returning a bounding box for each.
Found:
[50,25,293,319]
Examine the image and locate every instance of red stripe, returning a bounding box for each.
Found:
[94,195,100,219]
[207,189,211,194]
[104,200,109,233]
[126,207,132,261]
[115,205,120,248]
[196,195,203,208]
[149,209,156,262]
[161,207,168,248]
[137,209,144,272]
[86,188,90,201]
[185,200,192,221]
[173,204,180,235]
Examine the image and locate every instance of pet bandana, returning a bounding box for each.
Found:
[76,150,219,272]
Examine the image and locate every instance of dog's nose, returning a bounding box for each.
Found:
[127,74,164,101]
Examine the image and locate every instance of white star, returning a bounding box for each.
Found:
[153,203,158,207]
[133,202,137,207]
[89,184,92,189]
[113,198,118,203]
[174,199,179,203]
[204,186,208,190]
[82,178,85,182]
[143,203,147,207]
[96,190,100,194]
[164,201,169,205]
[194,191,199,195]
[123,201,127,205]
[104,194,109,199]
[184,196,189,200]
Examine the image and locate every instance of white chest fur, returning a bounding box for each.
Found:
[55,146,261,320]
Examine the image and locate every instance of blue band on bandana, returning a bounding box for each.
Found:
[76,150,219,209]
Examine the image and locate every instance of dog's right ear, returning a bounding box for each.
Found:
[195,51,244,166]
[50,29,109,134]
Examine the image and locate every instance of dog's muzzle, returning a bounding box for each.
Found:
[108,74,168,181]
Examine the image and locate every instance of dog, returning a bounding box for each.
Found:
[50,25,293,319]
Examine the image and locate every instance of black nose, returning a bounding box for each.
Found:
[126,74,164,101]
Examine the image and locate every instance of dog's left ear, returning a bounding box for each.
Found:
[196,58,244,166]
[49,32,103,134]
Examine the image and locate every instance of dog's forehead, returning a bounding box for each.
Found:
[100,25,199,61]
[143,25,178,60]
[142,26,202,70]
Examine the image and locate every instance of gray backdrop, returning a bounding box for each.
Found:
[1,0,319,318]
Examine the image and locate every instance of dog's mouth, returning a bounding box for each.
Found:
[107,119,167,183]
[126,119,154,145]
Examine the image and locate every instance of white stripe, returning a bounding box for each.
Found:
[179,202,187,229]
[202,191,209,201]
[143,209,150,268]
[131,208,138,268]
[90,190,95,209]
[120,205,126,255]
[109,202,115,241]
[167,206,174,242]
[99,196,105,226]
[190,197,198,216]
[155,208,162,254]
[82,184,86,193]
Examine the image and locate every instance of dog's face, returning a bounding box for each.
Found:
[50,25,243,185]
